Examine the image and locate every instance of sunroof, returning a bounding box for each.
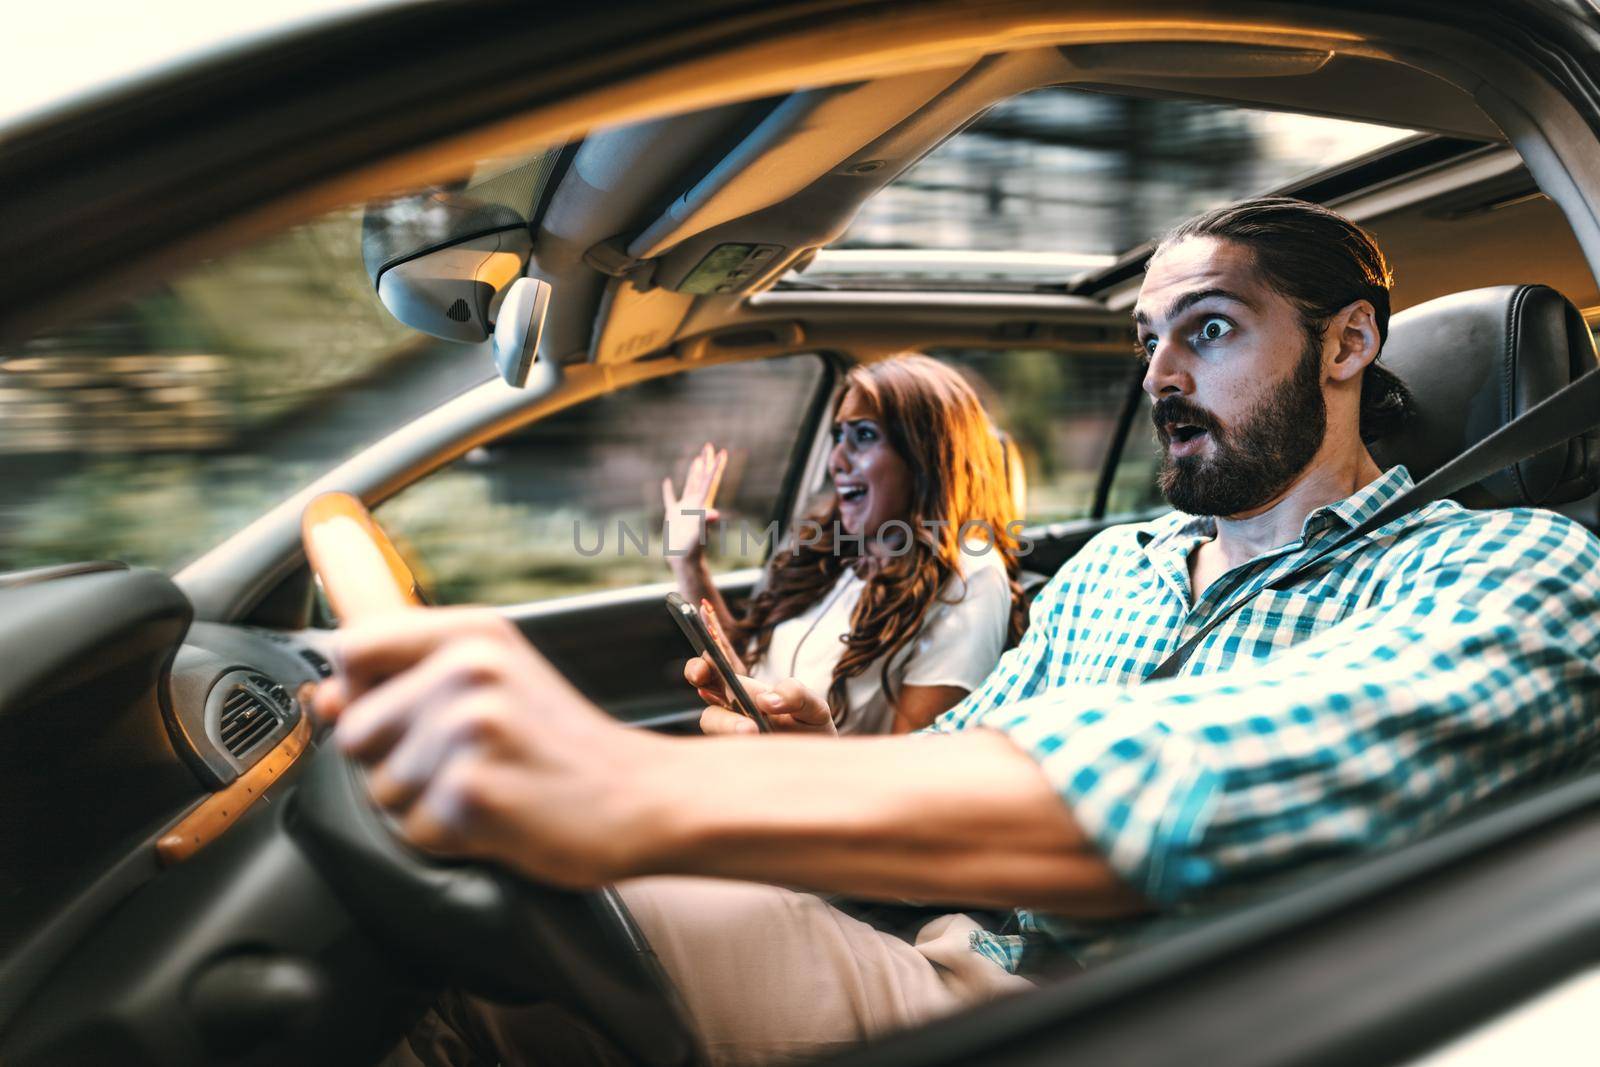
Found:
[811,86,1418,286]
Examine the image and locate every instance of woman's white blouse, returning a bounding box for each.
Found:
[749,546,1012,735]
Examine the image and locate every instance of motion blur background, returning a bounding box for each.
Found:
[0,88,1408,602]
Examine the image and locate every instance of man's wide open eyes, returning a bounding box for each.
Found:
[1198,316,1234,343]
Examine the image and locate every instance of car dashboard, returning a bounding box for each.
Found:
[0,565,423,1066]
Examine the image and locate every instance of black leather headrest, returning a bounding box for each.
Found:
[1370,284,1599,507]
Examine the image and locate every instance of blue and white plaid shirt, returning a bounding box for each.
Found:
[929,465,1600,970]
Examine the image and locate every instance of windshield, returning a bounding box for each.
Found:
[0,202,493,575]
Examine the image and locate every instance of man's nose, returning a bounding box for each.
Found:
[1142,338,1193,400]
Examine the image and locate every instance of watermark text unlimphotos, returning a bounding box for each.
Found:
[573,511,1034,558]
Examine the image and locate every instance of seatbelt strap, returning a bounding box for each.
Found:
[1143,368,1600,683]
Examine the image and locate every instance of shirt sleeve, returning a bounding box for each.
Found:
[982,509,1600,906]
[900,555,1012,691]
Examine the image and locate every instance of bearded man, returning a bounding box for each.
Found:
[334,197,1600,1067]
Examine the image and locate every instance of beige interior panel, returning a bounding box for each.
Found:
[1368,196,1600,315]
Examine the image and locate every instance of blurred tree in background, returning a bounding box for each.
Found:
[0,207,477,573]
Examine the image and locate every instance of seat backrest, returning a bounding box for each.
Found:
[1371,284,1600,507]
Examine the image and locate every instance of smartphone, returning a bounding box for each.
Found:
[664,592,771,733]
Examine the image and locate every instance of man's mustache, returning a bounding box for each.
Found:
[1151,397,1222,441]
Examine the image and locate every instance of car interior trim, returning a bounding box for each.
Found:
[763,351,841,546]
[509,568,767,621]
[154,713,313,867]
[1325,144,1529,224]
[0,560,129,590]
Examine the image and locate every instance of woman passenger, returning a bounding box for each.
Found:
[662,354,1024,734]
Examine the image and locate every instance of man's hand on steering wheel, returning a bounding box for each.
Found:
[314,609,665,890]
[299,496,705,1063]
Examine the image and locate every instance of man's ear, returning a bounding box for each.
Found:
[1326,299,1381,383]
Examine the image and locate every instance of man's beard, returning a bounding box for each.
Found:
[1154,333,1327,517]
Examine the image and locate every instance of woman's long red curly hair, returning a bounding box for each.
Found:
[734,354,1025,726]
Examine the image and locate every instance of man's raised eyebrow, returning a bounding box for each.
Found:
[1134,287,1256,328]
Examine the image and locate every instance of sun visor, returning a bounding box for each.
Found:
[591,281,696,364]
[624,64,973,262]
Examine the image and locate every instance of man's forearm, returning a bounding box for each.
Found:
[325,610,1139,916]
[623,729,1144,917]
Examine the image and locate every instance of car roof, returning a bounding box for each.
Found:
[3,2,1595,366]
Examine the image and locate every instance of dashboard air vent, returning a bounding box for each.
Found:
[299,648,334,678]
[219,675,287,758]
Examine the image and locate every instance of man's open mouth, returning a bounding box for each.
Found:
[1161,421,1213,458]
[1163,422,1209,444]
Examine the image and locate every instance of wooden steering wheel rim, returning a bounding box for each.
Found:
[301,491,425,623]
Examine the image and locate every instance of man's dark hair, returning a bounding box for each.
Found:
[1154,196,1415,442]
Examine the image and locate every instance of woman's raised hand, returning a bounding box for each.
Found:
[662,443,727,568]
[686,657,837,736]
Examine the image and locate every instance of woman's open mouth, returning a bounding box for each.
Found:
[838,484,868,505]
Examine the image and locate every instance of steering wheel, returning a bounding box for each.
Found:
[292,492,701,1067]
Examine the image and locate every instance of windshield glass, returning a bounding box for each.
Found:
[0,203,493,576]
[805,86,1419,287]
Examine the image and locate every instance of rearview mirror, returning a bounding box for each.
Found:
[360,151,563,377]
[370,229,532,344]
[492,277,552,388]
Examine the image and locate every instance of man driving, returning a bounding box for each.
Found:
[329,198,1600,1065]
